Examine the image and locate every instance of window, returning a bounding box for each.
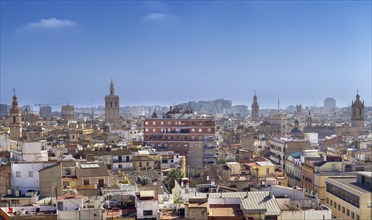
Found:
[326,198,329,204]
[161,121,164,125]
[266,168,270,175]
[330,200,333,206]
[139,162,142,167]
[16,171,21,177]
[367,201,372,208]
[342,207,345,213]
[338,204,340,211]
[198,128,202,132]
[152,128,156,132]
[145,128,148,132]
[84,179,89,185]
[146,162,149,167]
[143,210,153,216]
[332,164,336,171]
[356,215,360,220]
[145,121,148,125]
[152,121,156,125]
[333,202,336,208]
[28,171,33,177]
[351,212,354,219]
[346,209,350,216]
[191,129,195,132]
[208,128,211,132]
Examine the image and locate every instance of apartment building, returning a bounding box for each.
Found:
[325,172,372,220]
[144,107,217,169]
[269,137,311,169]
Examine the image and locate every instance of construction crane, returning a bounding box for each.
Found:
[34,103,62,107]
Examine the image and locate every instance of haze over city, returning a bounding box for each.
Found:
[1,1,371,108]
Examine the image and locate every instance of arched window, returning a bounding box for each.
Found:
[13,116,16,124]
[110,102,112,108]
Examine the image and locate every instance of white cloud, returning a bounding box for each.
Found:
[25,17,77,30]
[142,13,167,21]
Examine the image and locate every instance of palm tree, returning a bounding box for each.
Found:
[164,168,184,190]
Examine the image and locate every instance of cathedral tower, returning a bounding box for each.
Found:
[351,91,364,129]
[105,79,120,123]
[251,91,260,122]
[9,90,22,140]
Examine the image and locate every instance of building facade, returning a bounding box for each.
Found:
[325,173,371,220]
[144,108,216,169]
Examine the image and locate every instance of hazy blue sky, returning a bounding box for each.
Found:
[1,1,371,108]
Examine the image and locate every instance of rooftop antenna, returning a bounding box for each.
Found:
[13,88,16,96]
[254,90,256,96]
[91,99,94,119]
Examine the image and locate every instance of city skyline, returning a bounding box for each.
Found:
[1,1,371,107]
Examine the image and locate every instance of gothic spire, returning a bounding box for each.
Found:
[110,79,114,95]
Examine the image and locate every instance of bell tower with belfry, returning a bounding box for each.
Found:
[351,90,364,129]
[9,89,22,140]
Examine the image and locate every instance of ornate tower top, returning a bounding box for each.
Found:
[10,88,20,114]
[110,79,115,95]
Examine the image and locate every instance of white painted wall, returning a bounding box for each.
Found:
[11,162,56,194]
[279,209,332,220]
[136,199,158,219]
[21,141,48,162]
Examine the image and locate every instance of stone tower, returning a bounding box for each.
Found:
[351,91,364,129]
[9,90,22,140]
[295,104,303,120]
[105,79,120,123]
[251,91,260,122]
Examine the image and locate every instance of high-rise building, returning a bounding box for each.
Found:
[324,97,336,108]
[0,104,8,118]
[40,106,52,119]
[105,79,120,123]
[351,92,364,129]
[9,92,22,140]
[251,91,260,122]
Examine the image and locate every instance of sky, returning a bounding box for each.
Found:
[1,0,371,108]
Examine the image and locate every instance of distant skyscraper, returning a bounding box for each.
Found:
[61,105,75,121]
[105,79,120,123]
[40,106,52,119]
[251,91,260,122]
[9,91,22,140]
[0,104,8,118]
[351,92,364,129]
[324,97,336,108]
